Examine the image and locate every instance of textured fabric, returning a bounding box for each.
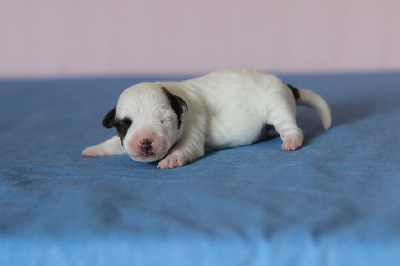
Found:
[0,73,399,265]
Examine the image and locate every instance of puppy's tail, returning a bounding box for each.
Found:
[287,84,332,130]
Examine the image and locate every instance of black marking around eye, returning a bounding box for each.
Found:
[115,118,132,144]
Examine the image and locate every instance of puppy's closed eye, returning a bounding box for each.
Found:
[115,118,132,140]
[160,116,174,125]
[115,118,132,129]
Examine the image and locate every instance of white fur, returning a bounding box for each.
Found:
[82,69,331,169]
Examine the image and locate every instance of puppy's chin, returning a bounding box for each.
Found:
[127,146,169,162]
[129,152,164,162]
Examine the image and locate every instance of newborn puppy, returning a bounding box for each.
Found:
[82,69,331,169]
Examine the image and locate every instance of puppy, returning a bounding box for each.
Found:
[82,69,331,169]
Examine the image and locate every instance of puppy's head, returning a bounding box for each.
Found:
[103,83,188,162]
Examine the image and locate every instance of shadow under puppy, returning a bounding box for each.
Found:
[82,69,331,169]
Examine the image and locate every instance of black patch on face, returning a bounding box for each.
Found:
[102,107,132,144]
[102,107,116,128]
[115,118,132,143]
[287,84,300,100]
[161,87,188,129]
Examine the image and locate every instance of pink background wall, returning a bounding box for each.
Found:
[1,0,399,78]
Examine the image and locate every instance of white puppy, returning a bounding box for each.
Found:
[82,69,331,169]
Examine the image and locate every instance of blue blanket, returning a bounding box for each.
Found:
[1,72,399,265]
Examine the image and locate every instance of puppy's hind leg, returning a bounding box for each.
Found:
[82,135,125,157]
[266,93,303,151]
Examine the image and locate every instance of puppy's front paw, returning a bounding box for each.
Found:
[82,145,110,157]
[282,138,302,151]
[157,155,185,169]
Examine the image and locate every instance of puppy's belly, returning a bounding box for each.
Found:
[205,115,265,150]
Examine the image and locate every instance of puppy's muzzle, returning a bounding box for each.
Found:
[140,138,154,156]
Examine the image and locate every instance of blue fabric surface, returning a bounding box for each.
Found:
[0,72,400,265]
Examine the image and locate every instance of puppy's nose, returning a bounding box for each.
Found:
[140,139,153,148]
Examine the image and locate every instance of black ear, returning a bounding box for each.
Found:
[161,87,188,129]
[172,94,188,113]
[161,87,188,113]
[102,107,116,128]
